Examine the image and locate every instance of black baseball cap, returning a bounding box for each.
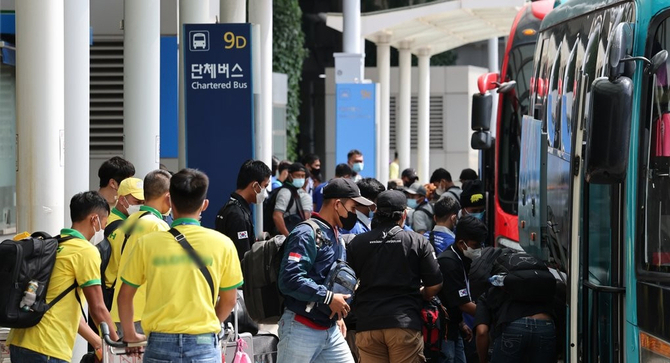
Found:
[289,162,306,173]
[376,190,407,212]
[401,168,418,179]
[323,178,374,206]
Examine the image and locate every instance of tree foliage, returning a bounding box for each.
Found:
[273,0,308,161]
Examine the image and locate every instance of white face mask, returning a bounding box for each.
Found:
[463,245,482,260]
[256,187,268,204]
[127,204,142,215]
[90,217,104,245]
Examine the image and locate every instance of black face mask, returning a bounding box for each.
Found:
[338,205,358,230]
[311,168,321,177]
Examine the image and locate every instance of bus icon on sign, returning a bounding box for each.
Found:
[190,31,209,51]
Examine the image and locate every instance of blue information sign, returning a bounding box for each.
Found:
[183,23,253,228]
[335,83,377,178]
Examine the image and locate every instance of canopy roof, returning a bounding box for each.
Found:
[327,0,527,55]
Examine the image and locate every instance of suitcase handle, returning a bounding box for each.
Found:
[100,322,147,348]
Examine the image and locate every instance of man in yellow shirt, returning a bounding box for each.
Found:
[105,177,145,236]
[107,169,172,335]
[118,168,242,361]
[8,191,119,362]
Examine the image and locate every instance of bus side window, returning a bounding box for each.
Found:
[644,18,670,274]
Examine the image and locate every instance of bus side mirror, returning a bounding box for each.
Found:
[471,92,492,132]
[584,76,633,184]
[471,131,493,149]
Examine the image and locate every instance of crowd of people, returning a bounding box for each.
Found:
[4,151,556,363]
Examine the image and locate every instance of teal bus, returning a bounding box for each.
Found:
[515,0,670,361]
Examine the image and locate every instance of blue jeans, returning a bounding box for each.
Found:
[441,334,466,363]
[491,317,556,363]
[277,310,354,363]
[9,345,68,363]
[143,332,221,363]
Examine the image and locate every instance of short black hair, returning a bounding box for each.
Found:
[70,191,110,223]
[454,215,488,244]
[236,159,272,189]
[335,163,353,177]
[170,168,209,214]
[371,209,404,229]
[347,149,362,160]
[144,169,172,201]
[357,178,385,201]
[301,153,320,166]
[434,197,461,221]
[98,156,135,188]
[430,168,453,184]
[278,160,292,174]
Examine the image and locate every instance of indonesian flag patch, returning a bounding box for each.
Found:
[288,252,302,263]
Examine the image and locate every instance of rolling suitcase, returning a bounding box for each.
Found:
[252,332,279,363]
[222,299,254,363]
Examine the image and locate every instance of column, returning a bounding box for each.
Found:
[417,48,431,184]
[124,0,160,177]
[16,0,65,233]
[64,0,90,227]
[342,0,361,54]
[249,0,273,238]
[220,0,246,23]
[376,34,391,186]
[178,0,211,169]
[397,42,412,171]
[488,37,499,136]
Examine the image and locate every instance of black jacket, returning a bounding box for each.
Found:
[215,192,255,261]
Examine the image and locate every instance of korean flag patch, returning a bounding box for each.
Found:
[237,231,248,240]
[458,289,469,298]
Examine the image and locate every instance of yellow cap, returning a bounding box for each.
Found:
[117,177,144,200]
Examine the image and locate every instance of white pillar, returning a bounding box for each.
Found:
[124,0,160,178]
[417,48,431,184]
[64,0,90,228]
[376,35,391,186]
[249,0,272,167]
[178,0,211,170]
[220,0,246,23]
[488,37,499,136]
[397,43,412,172]
[249,0,273,239]
[342,0,361,54]
[16,0,65,234]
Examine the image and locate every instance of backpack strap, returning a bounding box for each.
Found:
[429,231,436,250]
[302,219,327,249]
[35,235,83,317]
[109,211,152,291]
[379,226,402,246]
[168,228,216,304]
[288,186,305,221]
[446,188,460,202]
[414,206,434,220]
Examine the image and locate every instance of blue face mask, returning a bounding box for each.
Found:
[353,162,364,173]
[292,178,305,188]
[407,198,419,209]
[368,210,374,220]
[470,211,485,221]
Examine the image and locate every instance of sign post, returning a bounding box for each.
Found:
[183,23,253,228]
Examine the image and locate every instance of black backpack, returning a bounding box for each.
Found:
[491,249,557,303]
[241,219,325,323]
[263,185,305,236]
[97,211,150,310]
[0,232,80,328]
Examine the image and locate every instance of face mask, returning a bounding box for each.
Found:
[90,217,104,245]
[407,198,418,209]
[256,184,268,204]
[127,204,142,215]
[368,210,374,220]
[436,187,446,196]
[311,168,321,177]
[463,245,482,260]
[292,178,305,188]
[338,203,358,230]
[352,162,364,173]
[470,211,485,221]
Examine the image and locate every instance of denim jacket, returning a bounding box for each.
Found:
[278,216,344,327]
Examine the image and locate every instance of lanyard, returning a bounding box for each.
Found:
[450,245,472,302]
